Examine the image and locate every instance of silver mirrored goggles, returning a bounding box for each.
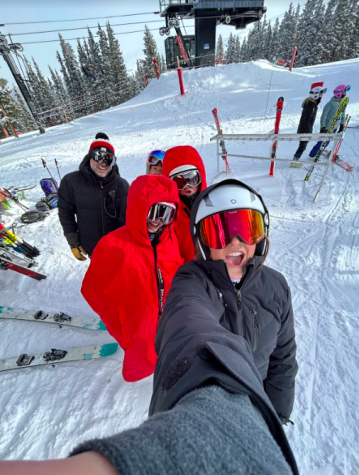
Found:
[91,149,116,167]
[147,202,176,225]
[171,169,201,190]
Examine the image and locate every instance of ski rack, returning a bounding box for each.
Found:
[210,132,344,202]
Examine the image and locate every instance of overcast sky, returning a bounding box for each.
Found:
[0,0,308,86]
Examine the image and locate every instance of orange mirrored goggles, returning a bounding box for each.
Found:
[199,209,265,249]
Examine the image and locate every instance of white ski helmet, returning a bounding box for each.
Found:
[190,179,270,259]
[309,85,327,100]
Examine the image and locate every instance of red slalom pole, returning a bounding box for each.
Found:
[177,68,185,95]
[269,97,284,176]
[289,47,297,72]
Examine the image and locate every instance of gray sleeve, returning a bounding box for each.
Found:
[264,286,298,419]
[70,386,292,475]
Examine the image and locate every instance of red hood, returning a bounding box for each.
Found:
[126,175,180,246]
[162,146,207,191]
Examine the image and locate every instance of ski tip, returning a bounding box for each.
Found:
[100,343,119,357]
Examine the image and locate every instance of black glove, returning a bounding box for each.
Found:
[65,232,88,261]
[338,123,345,133]
[320,127,327,133]
[280,417,294,426]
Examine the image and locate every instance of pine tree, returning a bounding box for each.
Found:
[142,25,161,79]
[13,89,36,131]
[296,0,321,66]
[57,34,89,117]
[240,37,249,62]
[0,78,31,134]
[234,36,241,63]
[216,34,225,62]
[106,22,130,104]
[225,33,236,63]
[270,18,281,62]
[278,3,297,59]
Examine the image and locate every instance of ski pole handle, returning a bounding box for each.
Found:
[41,158,46,168]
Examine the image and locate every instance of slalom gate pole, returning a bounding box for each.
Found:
[289,47,297,72]
[41,158,55,180]
[54,159,62,181]
[177,68,185,95]
[269,97,284,176]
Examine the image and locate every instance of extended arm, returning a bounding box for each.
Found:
[264,287,298,419]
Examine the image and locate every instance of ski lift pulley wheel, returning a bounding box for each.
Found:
[225,16,231,24]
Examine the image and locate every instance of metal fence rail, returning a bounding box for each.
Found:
[210,131,345,202]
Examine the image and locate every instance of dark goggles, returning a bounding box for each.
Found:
[147,150,165,166]
[199,209,265,249]
[147,202,176,225]
[171,170,201,191]
[90,149,116,167]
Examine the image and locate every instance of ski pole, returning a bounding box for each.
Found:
[41,158,55,180]
[54,158,62,181]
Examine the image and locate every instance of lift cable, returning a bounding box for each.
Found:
[4,12,160,26]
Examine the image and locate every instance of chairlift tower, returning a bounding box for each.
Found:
[0,32,45,134]
[159,0,266,67]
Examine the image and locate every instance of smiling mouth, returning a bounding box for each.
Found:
[225,251,244,267]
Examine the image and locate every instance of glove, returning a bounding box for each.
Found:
[280,417,294,426]
[65,232,88,261]
[320,127,327,133]
[338,123,345,133]
[71,246,87,261]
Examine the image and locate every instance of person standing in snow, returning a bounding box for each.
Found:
[308,84,351,158]
[146,149,165,175]
[292,83,327,163]
[58,132,129,260]
[162,178,298,423]
[81,175,183,382]
[163,145,207,262]
[0,246,299,474]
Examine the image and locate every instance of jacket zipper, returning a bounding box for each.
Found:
[153,245,164,317]
[252,309,259,352]
[99,182,105,236]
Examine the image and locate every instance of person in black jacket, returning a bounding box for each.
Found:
[58,133,129,259]
[292,84,327,162]
[158,178,298,422]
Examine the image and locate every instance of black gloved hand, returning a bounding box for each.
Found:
[320,127,327,133]
[65,232,88,261]
[338,123,345,133]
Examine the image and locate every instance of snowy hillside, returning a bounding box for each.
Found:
[0,58,358,474]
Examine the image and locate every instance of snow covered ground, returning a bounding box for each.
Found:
[0,58,358,474]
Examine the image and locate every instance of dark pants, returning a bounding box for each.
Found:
[294,141,308,159]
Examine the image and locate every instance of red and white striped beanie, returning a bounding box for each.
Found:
[89,138,115,155]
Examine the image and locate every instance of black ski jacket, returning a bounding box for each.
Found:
[152,257,298,419]
[150,259,299,475]
[58,154,129,255]
[297,97,319,133]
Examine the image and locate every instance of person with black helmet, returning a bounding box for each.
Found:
[58,132,129,260]
[291,82,327,167]
[162,178,298,423]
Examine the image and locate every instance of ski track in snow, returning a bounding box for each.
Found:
[0,59,358,473]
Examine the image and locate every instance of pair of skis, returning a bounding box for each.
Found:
[0,306,118,372]
[0,223,45,279]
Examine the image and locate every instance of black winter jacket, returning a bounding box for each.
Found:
[58,154,129,255]
[297,97,319,133]
[150,258,299,475]
[153,257,298,419]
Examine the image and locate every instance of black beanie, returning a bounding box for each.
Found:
[95,132,109,140]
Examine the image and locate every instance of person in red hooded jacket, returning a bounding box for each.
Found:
[163,146,207,262]
[81,175,183,382]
